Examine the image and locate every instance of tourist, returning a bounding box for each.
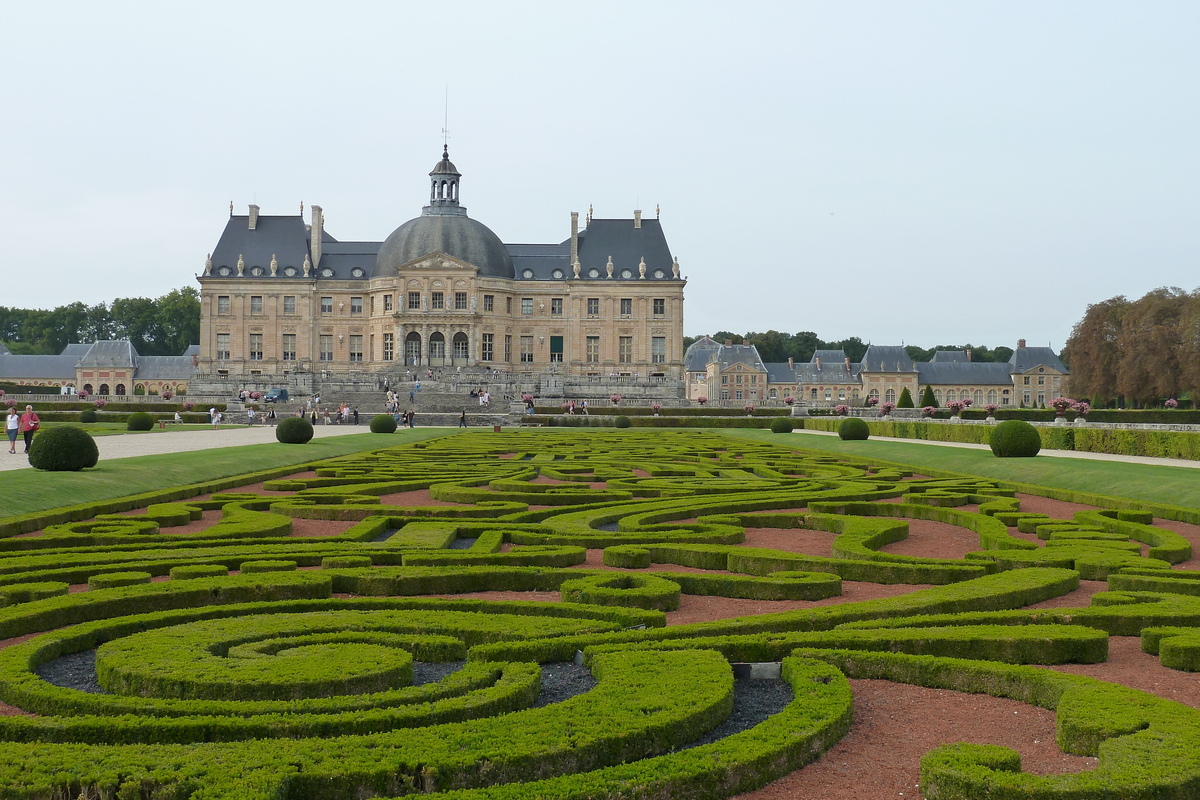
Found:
[173,411,182,424]
[6,407,19,454]
[459,410,467,427]
[353,407,360,425]
[323,409,331,425]
[267,408,277,425]
[580,399,588,415]
[247,407,255,425]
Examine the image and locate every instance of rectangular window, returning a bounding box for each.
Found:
[216,333,230,360]
[551,298,563,316]
[248,334,263,361]
[370,333,375,360]
[408,292,421,310]
[383,294,393,311]
[250,296,263,315]
[1037,376,1045,386]
[319,335,333,362]
[217,296,230,314]
[506,296,512,314]
[735,390,743,401]
[481,332,494,362]
[349,335,363,362]
[653,298,665,316]
[350,297,363,315]
[383,333,394,361]
[283,296,296,315]
[520,335,534,363]
[652,336,666,364]
[432,291,444,310]
[587,297,599,316]
[370,296,375,315]
[618,336,633,363]
[721,375,728,385]
[484,294,494,312]
[504,334,512,362]
[1023,376,1030,385]
[735,374,743,384]
[455,291,467,310]
[521,298,533,315]
[282,334,296,361]
[550,335,563,362]
[586,336,600,363]
[620,298,632,317]
[321,297,333,314]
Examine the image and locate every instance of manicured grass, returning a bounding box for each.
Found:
[41,422,246,436]
[721,429,1200,509]
[0,429,453,517]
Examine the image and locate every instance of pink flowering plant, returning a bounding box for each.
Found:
[1050,397,1074,414]
[866,397,879,407]
[182,401,195,411]
[250,391,262,401]
[962,398,973,408]
[922,406,936,417]
[696,396,708,405]
[610,394,622,405]
[1166,398,1179,409]
[77,390,89,399]
[783,396,795,406]
[834,404,850,416]
[983,403,998,415]
[946,400,966,415]
[743,404,756,415]
[651,403,662,413]
[161,390,174,401]
[93,398,107,409]
[4,399,15,408]
[521,393,534,403]
[879,401,896,415]
[1071,400,1090,417]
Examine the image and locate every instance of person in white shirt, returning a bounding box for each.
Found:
[5,408,19,454]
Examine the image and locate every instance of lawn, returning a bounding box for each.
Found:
[41,421,246,436]
[0,428,452,517]
[721,428,1200,509]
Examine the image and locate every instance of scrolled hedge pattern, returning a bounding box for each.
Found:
[0,429,1199,798]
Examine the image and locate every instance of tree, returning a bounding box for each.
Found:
[1115,288,1186,405]
[156,288,201,355]
[897,387,914,408]
[919,385,937,407]
[1064,295,1129,403]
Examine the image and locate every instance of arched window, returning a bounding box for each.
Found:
[934,389,943,404]
[945,389,957,402]
[810,388,818,399]
[885,389,896,403]
[825,390,832,401]
[99,384,110,395]
[768,388,777,398]
[404,332,422,366]
[429,332,446,361]
[974,390,984,404]
[987,390,997,404]
[452,332,469,360]
[868,388,879,400]
[115,384,126,396]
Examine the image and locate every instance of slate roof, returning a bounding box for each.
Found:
[859,345,916,372]
[209,215,313,279]
[77,340,137,369]
[60,343,92,357]
[713,344,766,372]
[765,361,859,384]
[1010,346,1067,374]
[509,243,571,280]
[930,350,969,363]
[573,219,677,281]
[811,349,848,364]
[320,241,382,280]
[0,341,199,383]
[0,354,77,380]
[138,355,196,380]
[917,362,1013,385]
[0,342,9,356]
[683,336,721,373]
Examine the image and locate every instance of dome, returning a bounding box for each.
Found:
[375,214,515,278]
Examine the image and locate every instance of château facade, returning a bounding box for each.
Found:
[196,148,686,381]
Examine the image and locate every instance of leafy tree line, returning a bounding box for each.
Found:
[0,287,200,357]
[683,330,1014,366]
[1064,287,1198,406]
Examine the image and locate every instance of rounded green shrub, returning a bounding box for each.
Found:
[369,414,397,434]
[770,417,794,434]
[276,417,314,444]
[78,409,98,423]
[614,415,632,428]
[989,419,1042,458]
[838,417,870,441]
[27,425,99,471]
[126,412,154,431]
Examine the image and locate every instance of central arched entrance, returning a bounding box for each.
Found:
[452,332,469,365]
[404,332,422,367]
[428,332,446,366]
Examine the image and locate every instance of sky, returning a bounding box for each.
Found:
[2,1,1196,351]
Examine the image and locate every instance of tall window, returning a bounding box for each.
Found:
[452,333,468,359]
[586,336,600,363]
[383,333,394,361]
[481,333,494,361]
[619,336,633,363]
[248,334,262,361]
[250,296,263,315]
[652,336,666,364]
[370,296,375,314]
[383,294,393,312]
[587,298,599,316]
[349,335,363,362]
[282,334,296,361]
[350,297,363,315]
[885,389,896,403]
[520,335,534,363]
[321,297,333,314]
[217,296,230,314]
[432,291,444,310]
[216,333,230,359]
[653,298,665,316]
[283,296,296,315]
[549,335,563,363]
[521,298,533,315]
[454,291,467,310]
[620,298,632,317]
[505,297,512,314]
[551,298,562,316]
[319,335,333,362]
[503,334,512,362]
[483,294,494,312]
[408,292,421,310]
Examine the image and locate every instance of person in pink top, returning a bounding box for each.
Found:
[18,405,40,454]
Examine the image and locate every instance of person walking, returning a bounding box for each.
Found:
[353,407,360,425]
[6,407,19,454]
[459,410,467,428]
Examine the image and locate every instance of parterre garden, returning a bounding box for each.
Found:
[3,429,1200,798]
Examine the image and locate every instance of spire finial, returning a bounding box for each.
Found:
[229,200,233,216]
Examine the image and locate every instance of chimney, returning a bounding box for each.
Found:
[310,205,324,268]
[633,209,642,229]
[966,349,973,362]
[845,356,852,371]
[725,339,732,346]
[815,357,822,370]
[248,204,259,230]
[1017,338,1027,350]
[570,212,579,266]
[788,357,794,369]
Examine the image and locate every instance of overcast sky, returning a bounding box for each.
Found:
[2,2,1196,350]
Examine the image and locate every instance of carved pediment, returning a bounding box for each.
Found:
[397,252,478,273]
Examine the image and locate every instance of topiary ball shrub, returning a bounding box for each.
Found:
[989,419,1042,458]
[28,426,99,471]
[126,412,154,431]
[78,409,97,423]
[276,416,314,444]
[369,414,397,434]
[770,417,794,434]
[838,417,870,441]
[614,415,632,428]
